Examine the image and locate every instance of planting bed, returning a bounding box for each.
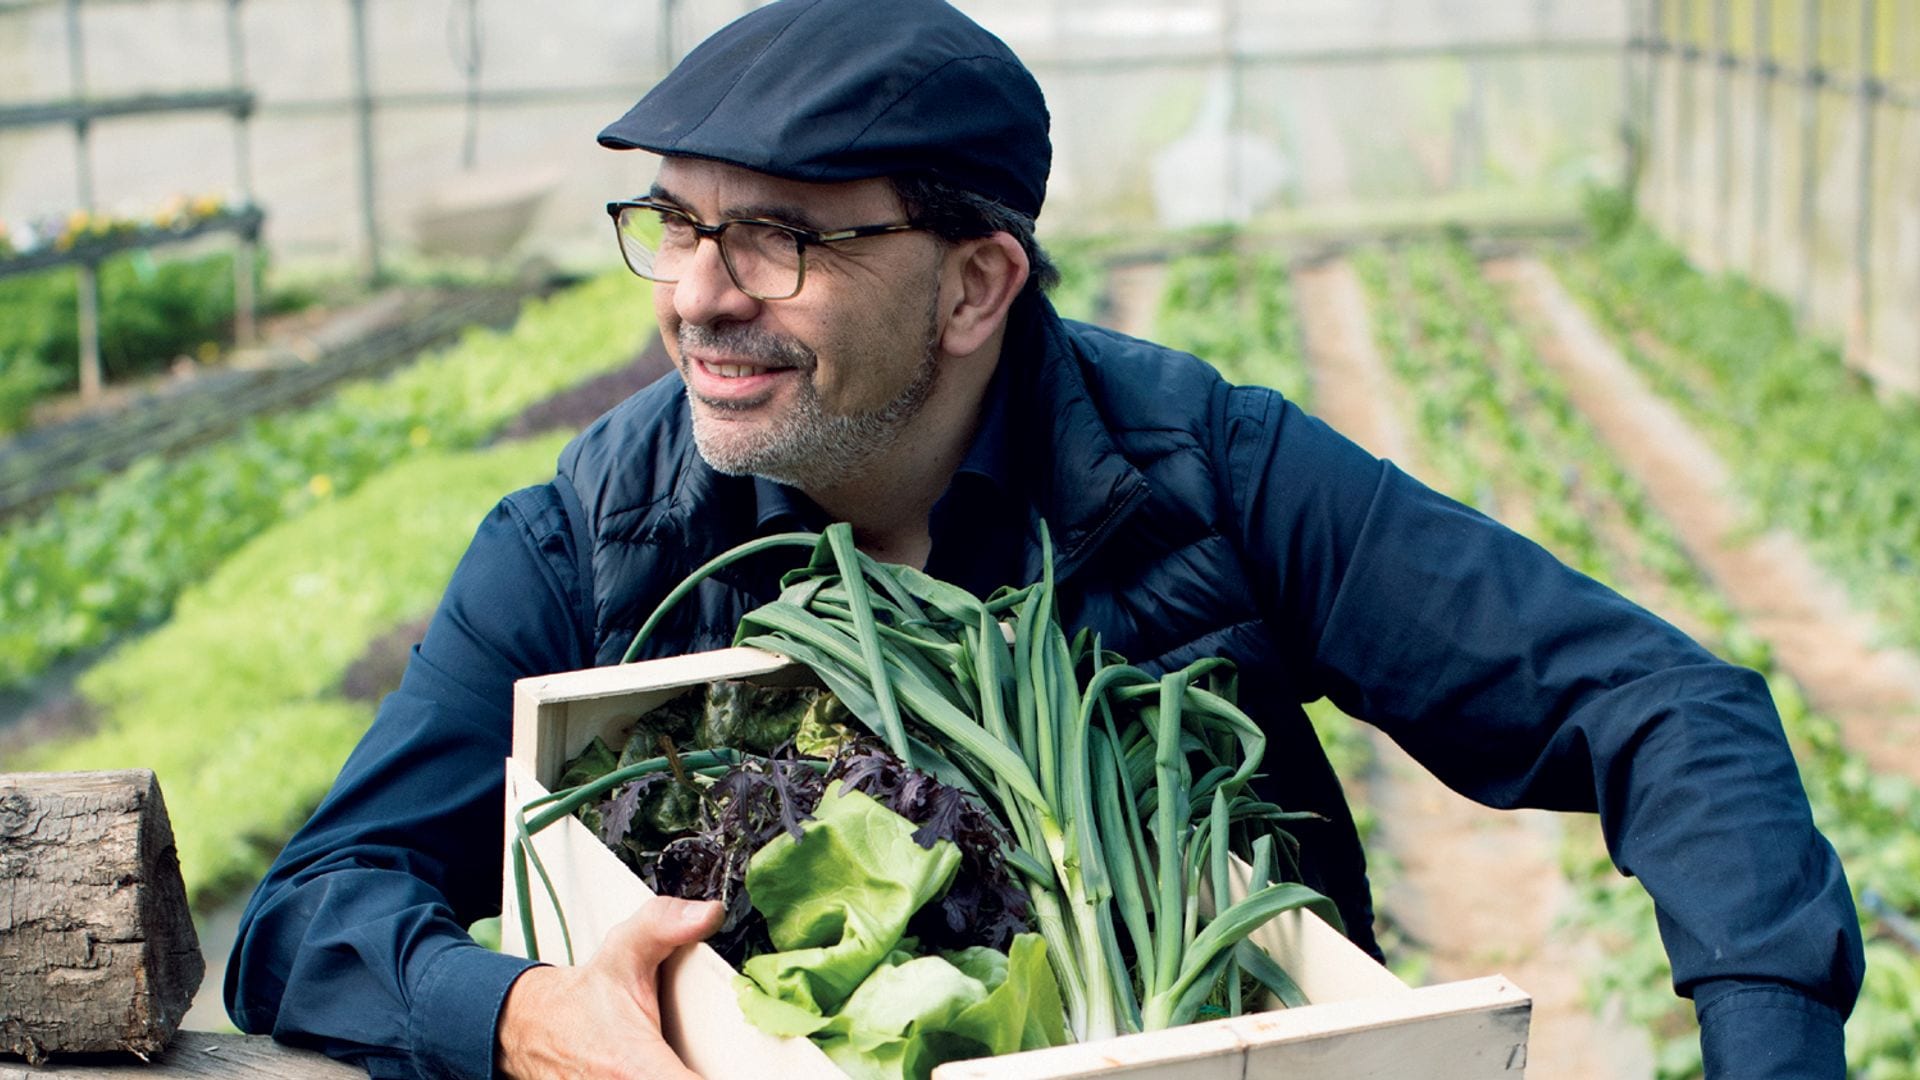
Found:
[1342,236,1920,1079]
[10,218,1915,1080]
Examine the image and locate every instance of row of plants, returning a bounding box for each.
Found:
[1154,249,1310,408]
[1553,200,1920,659]
[24,432,573,905]
[0,273,655,694]
[0,194,237,260]
[0,249,273,433]
[1147,250,1437,981]
[1356,236,1920,1078]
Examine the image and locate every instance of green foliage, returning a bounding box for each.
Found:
[1556,224,1920,660]
[1155,249,1310,406]
[26,433,572,904]
[1357,236,1920,1079]
[0,251,258,396]
[1580,182,1638,245]
[0,273,653,693]
[1044,242,1107,325]
[0,352,60,433]
[740,782,966,1022]
[816,935,1066,1080]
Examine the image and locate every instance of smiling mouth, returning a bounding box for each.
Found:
[705,361,780,378]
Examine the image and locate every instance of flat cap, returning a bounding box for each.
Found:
[599,0,1051,219]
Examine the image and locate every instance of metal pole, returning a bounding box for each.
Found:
[1464,53,1487,192]
[1224,0,1243,218]
[1751,0,1772,274]
[1851,0,1875,361]
[1796,0,1819,321]
[1619,0,1633,186]
[1646,0,1664,213]
[65,0,102,402]
[227,0,257,346]
[1619,0,1640,193]
[1673,0,1695,244]
[1713,0,1732,270]
[460,0,482,170]
[659,0,677,76]
[348,0,381,284]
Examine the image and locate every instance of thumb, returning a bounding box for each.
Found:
[610,896,725,974]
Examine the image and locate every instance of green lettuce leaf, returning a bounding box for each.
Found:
[733,783,1068,1078]
[738,782,961,1017]
[816,933,1068,1080]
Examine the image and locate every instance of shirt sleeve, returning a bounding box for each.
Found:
[224,481,593,1080]
[1218,384,1863,1076]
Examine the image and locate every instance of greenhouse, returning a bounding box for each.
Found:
[2,2,1916,1078]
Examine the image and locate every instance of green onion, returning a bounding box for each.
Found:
[514,520,1335,1042]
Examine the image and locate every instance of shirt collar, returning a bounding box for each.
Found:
[953,355,1014,493]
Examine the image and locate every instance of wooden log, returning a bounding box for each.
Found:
[0,1032,362,1079]
[0,770,204,1064]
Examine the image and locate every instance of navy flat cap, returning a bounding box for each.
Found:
[598,0,1051,219]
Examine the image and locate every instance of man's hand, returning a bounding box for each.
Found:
[495,896,725,1079]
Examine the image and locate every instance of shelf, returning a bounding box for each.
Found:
[0,206,263,280]
[0,89,253,131]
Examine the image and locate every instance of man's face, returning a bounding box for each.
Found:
[648,157,949,492]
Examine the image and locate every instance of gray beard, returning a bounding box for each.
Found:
[683,296,942,491]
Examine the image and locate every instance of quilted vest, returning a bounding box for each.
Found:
[557,299,1380,956]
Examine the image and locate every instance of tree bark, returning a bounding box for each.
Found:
[1,770,204,1064]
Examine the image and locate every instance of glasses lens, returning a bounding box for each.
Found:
[719,222,804,300]
[613,205,805,299]
[615,205,684,281]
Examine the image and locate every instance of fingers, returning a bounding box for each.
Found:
[607,896,725,974]
[495,900,723,1080]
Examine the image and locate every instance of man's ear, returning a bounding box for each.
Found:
[939,232,1029,357]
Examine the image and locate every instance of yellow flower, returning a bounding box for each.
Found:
[307,474,334,499]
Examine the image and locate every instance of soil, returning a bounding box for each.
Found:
[336,616,436,705]
[1105,256,1653,1076]
[494,334,675,443]
[0,333,674,755]
[1491,257,1920,785]
[1289,256,1655,1080]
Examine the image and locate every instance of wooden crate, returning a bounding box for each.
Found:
[502,649,1532,1079]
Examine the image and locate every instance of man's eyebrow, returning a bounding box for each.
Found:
[723,202,821,230]
[645,183,823,230]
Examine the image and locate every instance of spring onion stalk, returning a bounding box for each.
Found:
[515,520,1336,1043]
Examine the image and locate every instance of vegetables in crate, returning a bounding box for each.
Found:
[510,522,1336,1075]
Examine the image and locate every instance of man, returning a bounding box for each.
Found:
[226,0,1862,1076]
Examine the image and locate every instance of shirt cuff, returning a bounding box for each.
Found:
[409,943,542,1080]
[1694,980,1846,1079]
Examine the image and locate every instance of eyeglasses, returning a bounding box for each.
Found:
[606,198,921,301]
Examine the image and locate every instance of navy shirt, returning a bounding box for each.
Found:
[227,304,1861,1079]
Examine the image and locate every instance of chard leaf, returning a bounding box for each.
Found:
[558,736,617,789]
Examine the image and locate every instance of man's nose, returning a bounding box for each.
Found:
[670,237,761,326]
